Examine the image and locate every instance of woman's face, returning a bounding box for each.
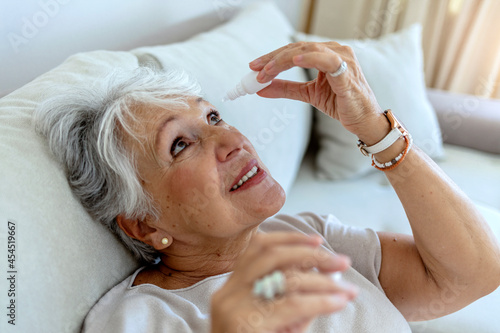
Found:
[131,97,286,246]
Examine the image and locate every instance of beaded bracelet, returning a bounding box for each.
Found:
[371,134,413,171]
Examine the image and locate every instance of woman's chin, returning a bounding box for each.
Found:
[229,173,286,222]
[250,180,286,219]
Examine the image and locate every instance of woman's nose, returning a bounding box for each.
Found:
[211,127,245,162]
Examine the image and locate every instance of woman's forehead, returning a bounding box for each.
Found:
[125,97,214,148]
[130,97,206,130]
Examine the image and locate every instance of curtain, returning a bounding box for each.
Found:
[304,0,500,99]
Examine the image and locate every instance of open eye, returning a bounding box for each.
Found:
[208,110,222,125]
[171,137,189,157]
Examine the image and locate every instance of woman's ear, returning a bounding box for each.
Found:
[116,214,172,250]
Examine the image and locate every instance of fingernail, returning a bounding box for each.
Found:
[264,59,275,71]
[311,234,324,243]
[294,55,303,63]
[337,280,357,292]
[329,294,348,306]
[257,69,266,82]
[249,58,262,67]
[338,254,352,267]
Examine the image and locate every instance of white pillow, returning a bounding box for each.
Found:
[0,51,141,333]
[132,0,311,194]
[295,25,444,180]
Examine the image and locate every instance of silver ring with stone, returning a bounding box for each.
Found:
[252,270,286,300]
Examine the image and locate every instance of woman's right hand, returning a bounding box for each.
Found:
[210,232,358,333]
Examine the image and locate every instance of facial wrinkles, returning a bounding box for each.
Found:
[133,99,279,240]
[147,106,229,218]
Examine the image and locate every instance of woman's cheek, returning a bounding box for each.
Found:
[167,170,215,213]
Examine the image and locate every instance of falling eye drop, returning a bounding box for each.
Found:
[222,71,272,102]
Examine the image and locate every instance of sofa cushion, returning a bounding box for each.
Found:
[427,88,500,154]
[0,51,140,333]
[132,0,311,194]
[295,25,444,180]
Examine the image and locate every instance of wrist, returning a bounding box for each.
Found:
[373,136,407,163]
[354,113,391,146]
[355,109,413,170]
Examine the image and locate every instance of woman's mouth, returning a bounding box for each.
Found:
[230,160,267,192]
[231,166,258,190]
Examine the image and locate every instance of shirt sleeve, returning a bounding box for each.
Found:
[320,213,382,287]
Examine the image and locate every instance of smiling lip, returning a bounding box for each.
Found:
[229,159,267,193]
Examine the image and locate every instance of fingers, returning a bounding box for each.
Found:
[245,245,350,281]
[232,233,350,285]
[249,232,323,250]
[249,42,348,84]
[252,271,357,332]
[256,78,313,102]
[271,275,356,331]
[212,232,358,332]
[235,232,323,274]
[293,51,344,76]
[285,271,358,300]
[268,293,350,329]
[249,43,294,70]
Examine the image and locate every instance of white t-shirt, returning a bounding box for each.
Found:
[83,213,411,332]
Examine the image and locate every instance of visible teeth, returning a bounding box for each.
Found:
[232,166,259,191]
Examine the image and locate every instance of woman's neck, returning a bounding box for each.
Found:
[134,227,259,289]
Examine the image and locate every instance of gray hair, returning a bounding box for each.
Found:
[33,67,202,263]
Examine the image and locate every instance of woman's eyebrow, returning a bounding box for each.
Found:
[154,98,205,149]
[155,115,177,149]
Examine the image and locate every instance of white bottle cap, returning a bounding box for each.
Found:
[223,71,272,102]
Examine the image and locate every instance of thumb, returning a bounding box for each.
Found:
[257,79,311,104]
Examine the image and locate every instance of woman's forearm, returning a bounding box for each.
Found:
[381,140,500,297]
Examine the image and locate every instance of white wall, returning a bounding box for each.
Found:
[0,0,305,97]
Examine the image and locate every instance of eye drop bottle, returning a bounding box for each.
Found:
[222,71,272,101]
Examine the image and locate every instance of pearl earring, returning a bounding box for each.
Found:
[161,238,169,245]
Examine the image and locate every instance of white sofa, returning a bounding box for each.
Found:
[0,1,498,332]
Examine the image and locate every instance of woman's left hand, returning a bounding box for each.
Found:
[249,42,388,145]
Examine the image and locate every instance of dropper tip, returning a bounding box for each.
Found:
[222,94,234,102]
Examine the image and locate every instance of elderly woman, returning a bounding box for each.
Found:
[34,42,500,332]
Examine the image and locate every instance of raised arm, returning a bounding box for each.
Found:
[249,41,500,321]
[372,134,500,320]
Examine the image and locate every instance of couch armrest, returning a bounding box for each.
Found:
[426,88,500,154]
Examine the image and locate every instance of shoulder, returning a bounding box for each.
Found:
[262,212,379,247]
[260,212,341,235]
[262,212,383,289]
[82,266,222,333]
[82,267,177,333]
